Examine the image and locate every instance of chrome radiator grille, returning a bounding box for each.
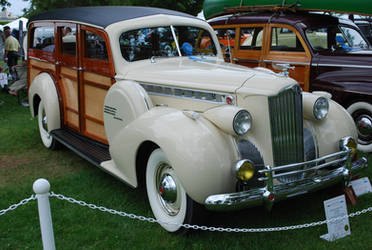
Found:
[268,85,304,182]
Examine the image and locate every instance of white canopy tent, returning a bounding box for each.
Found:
[2,17,28,31]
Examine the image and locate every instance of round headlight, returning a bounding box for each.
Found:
[313,97,329,120]
[233,110,252,136]
[235,160,255,181]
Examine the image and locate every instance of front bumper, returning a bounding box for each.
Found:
[205,150,368,211]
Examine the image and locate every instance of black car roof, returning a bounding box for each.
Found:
[28,6,196,28]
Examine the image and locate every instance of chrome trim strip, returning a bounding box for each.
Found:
[232,58,311,66]
[29,56,50,63]
[259,156,348,181]
[314,63,372,69]
[264,60,310,66]
[140,82,234,104]
[259,150,347,174]
[232,58,260,63]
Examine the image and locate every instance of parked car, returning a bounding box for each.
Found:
[207,11,372,152]
[27,6,367,233]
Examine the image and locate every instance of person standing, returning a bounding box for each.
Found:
[3,26,21,77]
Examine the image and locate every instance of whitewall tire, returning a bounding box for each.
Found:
[146,148,200,233]
[347,102,372,153]
[38,101,58,149]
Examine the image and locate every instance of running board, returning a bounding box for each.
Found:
[50,129,111,167]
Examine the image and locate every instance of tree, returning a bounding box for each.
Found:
[0,0,10,8]
[23,0,203,17]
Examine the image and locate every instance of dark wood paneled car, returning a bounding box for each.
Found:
[208,12,372,152]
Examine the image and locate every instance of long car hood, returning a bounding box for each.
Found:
[121,57,295,96]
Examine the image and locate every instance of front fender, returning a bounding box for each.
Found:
[307,98,357,156]
[109,107,239,204]
[28,73,60,132]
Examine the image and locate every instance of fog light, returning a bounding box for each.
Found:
[340,136,358,160]
[235,160,255,181]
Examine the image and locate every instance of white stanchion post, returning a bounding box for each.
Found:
[33,179,56,250]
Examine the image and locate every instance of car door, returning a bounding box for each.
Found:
[233,25,266,68]
[56,23,80,131]
[79,26,115,144]
[262,24,311,91]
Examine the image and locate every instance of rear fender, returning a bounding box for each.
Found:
[28,73,60,132]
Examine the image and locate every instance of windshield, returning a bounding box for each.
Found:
[119,26,217,62]
[305,25,369,53]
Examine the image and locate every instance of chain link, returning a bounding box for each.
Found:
[0,195,36,216]
[50,192,372,233]
[2,192,372,233]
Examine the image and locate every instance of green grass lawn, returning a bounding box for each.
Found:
[0,91,371,249]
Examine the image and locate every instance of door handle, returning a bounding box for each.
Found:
[72,67,84,71]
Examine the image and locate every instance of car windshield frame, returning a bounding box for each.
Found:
[119,25,218,62]
[305,24,370,53]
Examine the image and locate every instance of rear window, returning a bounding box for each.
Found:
[31,26,55,52]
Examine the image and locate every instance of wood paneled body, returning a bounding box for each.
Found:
[212,23,311,91]
[28,22,115,145]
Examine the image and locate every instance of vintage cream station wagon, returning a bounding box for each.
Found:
[27,6,367,233]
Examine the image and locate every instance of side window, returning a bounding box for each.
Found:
[239,27,263,50]
[59,26,76,56]
[214,28,235,49]
[31,26,55,52]
[306,28,328,50]
[271,27,304,52]
[84,31,108,61]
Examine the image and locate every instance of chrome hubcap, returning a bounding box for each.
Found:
[41,107,50,139]
[159,174,177,204]
[356,115,372,137]
[156,163,180,216]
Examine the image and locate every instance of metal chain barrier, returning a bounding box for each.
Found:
[0,195,36,216]
[49,192,372,233]
[2,192,372,233]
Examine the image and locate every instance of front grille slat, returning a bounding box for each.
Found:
[269,85,304,183]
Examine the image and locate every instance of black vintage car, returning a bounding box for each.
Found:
[207,11,372,152]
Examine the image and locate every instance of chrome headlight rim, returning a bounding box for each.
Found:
[235,159,255,181]
[313,97,329,120]
[233,110,252,136]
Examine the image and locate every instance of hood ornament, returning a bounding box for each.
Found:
[272,63,295,77]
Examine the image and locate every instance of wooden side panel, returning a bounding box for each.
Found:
[84,84,106,120]
[66,111,79,129]
[29,58,56,85]
[85,119,107,142]
[82,72,110,143]
[60,66,79,129]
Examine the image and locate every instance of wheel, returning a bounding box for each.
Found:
[146,148,201,233]
[38,100,59,149]
[347,102,372,152]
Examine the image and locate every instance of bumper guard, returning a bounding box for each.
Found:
[205,149,368,211]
